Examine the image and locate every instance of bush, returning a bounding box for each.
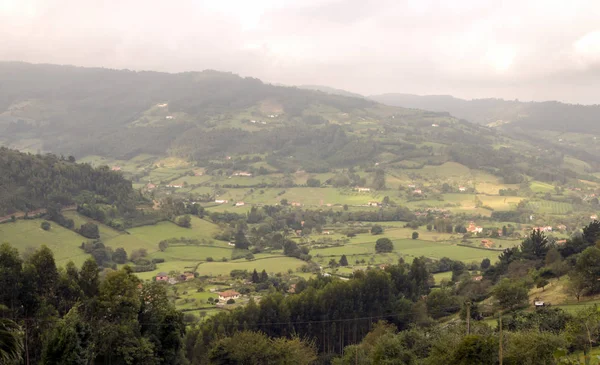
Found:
[412,231,419,240]
[130,248,148,262]
[226,299,235,304]
[371,225,383,235]
[206,257,214,262]
[78,222,100,239]
[375,238,394,253]
[41,221,51,231]
[152,258,165,264]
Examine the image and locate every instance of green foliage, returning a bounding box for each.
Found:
[375,238,393,253]
[371,225,383,235]
[574,247,600,295]
[339,254,349,266]
[493,278,529,310]
[40,221,51,231]
[77,222,100,239]
[176,215,191,228]
[111,247,128,264]
[208,331,317,365]
[412,231,419,240]
[0,147,137,216]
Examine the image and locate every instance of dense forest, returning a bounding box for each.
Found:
[0,148,138,216]
[2,221,600,364]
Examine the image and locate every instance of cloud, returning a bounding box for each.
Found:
[1,0,600,103]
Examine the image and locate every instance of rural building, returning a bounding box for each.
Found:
[156,272,168,282]
[157,103,168,107]
[480,239,494,248]
[219,290,240,301]
[368,201,381,207]
[431,123,439,127]
[533,226,553,232]
[467,222,483,234]
[472,276,483,281]
[459,186,466,192]
[111,166,121,171]
[215,199,229,204]
[165,115,174,119]
[146,183,156,190]
[408,184,416,188]
[356,187,371,192]
[557,224,567,231]
[413,189,423,195]
[291,202,302,207]
[233,171,253,177]
[235,201,245,206]
[591,215,598,220]
[322,231,331,235]
[534,300,547,307]
[183,272,195,281]
[166,184,182,188]
[288,284,297,294]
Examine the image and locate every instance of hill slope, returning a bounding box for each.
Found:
[0,62,598,182]
[0,147,136,216]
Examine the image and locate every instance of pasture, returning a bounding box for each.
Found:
[0,219,90,266]
[526,200,573,215]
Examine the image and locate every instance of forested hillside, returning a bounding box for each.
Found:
[0,148,137,216]
[369,93,600,133]
[0,62,598,183]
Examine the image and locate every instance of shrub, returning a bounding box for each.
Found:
[371,225,383,235]
[41,221,51,231]
[412,231,419,240]
[226,299,235,304]
[206,257,214,262]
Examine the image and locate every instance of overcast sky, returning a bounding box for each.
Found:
[1,0,600,104]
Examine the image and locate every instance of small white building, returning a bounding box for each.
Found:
[356,187,371,192]
[235,202,245,207]
[165,115,174,119]
[215,199,229,204]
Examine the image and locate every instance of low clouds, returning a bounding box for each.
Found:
[1,0,599,103]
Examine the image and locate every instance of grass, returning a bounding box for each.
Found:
[63,211,124,241]
[526,200,573,215]
[105,217,220,253]
[0,219,90,266]
[433,271,452,284]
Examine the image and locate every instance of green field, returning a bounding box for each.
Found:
[526,200,573,215]
[105,217,220,253]
[0,219,90,266]
[63,211,124,241]
[136,255,307,280]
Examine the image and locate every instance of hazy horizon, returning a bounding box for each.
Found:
[2,0,600,104]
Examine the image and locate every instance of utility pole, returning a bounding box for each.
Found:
[499,311,503,365]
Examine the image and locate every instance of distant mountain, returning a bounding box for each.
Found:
[369,93,600,134]
[298,85,364,99]
[0,62,597,182]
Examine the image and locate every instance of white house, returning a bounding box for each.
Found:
[165,115,174,119]
[157,103,168,108]
[459,186,467,192]
[235,202,245,207]
[356,187,371,192]
[215,199,229,204]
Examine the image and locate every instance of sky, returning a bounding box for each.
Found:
[1,0,600,104]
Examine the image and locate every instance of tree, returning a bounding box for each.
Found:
[112,247,128,264]
[0,314,23,364]
[306,178,321,187]
[78,222,100,239]
[234,229,249,250]
[567,272,588,302]
[372,169,386,190]
[158,240,169,252]
[176,215,191,228]
[520,229,549,259]
[375,238,393,253]
[209,331,316,365]
[226,299,235,304]
[339,255,349,266]
[450,334,498,365]
[371,225,383,235]
[493,278,528,310]
[260,269,269,282]
[41,308,93,365]
[251,269,260,283]
[328,258,338,268]
[41,221,51,231]
[574,246,600,294]
[130,248,148,262]
[412,231,419,240]
[535,277,549,292]
[480,258,491,270]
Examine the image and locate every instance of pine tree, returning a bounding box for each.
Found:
[252,269,260,283]
[339,255,349,266]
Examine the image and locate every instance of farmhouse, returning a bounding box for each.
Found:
[156,272,168,282]
[480,239,494,248]
[215,199,229,204]
[233,171,253,177]
[431,123,439,127]
[111,166,121,171]
[413,189,423,195]
[235,201,245,207]
[355,187,371,192]
[459,186,467,192]
[591,214,598,220]
[368,201,381,207]
[146,183,156,190]
[533,226,553,233]
[467,222,483,234]
[472,276,483,281]
[166,184,183,188]
[165,115,174,119]
[157,103,168,107]
[291,202,302,207]
[219,290,240,301]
